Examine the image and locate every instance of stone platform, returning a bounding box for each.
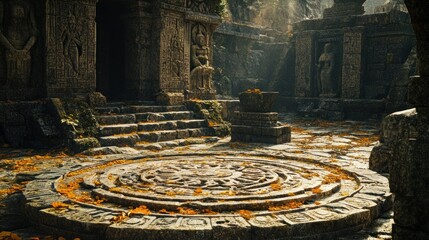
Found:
[23,151,391,240]
[231,112,291,144]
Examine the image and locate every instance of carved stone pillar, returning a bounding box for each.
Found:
[121,1,153,100]
[45,0,97,98]
[295,31,317,97]
[152,1,189,104]
[341,27,364,99]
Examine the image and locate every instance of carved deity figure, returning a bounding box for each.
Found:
[62,11,82,75]
[188,0,209,14]
[317,43,337,97]
[0,0,37,88]
[190,25,213,90]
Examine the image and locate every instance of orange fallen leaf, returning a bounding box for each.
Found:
[51,201,69,209]
[311,187,322,194]
[194,188,203,195]
[129,205,151,215]
[237,209,253,220]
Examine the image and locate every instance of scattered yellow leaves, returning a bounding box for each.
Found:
[0,184,24,196]
[268,201,303,211]
[177,207,198,215]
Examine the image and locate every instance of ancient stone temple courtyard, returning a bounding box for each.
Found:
[0,115,393,239]
[1,0,429,239]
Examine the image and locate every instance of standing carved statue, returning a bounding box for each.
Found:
[317,43,337,97]
[190,25,213,90]
[0,0,37,88]
[62,11,82,76]
[188,0,209,14]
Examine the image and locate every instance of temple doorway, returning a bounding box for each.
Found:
[96,0,127,101]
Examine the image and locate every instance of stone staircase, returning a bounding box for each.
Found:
[94,102,216,148]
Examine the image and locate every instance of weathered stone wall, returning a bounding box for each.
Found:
[0,100,63,148]
[213,23,294,97]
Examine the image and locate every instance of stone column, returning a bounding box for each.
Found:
[121,1,153,100]
[45,0,97,98]
[341,27,364,99]
[295,31,316,97]
[151,1,189,105]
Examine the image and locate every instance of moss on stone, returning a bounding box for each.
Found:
[61,99,99,139]
[186,100,231,137]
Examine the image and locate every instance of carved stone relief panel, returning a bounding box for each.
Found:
[190,23,214,91]
[159,10,188,93]
[295,32,316,97]
[0,0,41,90]
[341,27,364,99]
[46,0,97,96]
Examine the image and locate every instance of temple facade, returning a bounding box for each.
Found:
[0,0,221,103]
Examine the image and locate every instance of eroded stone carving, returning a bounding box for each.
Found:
[188,0,209,14]
[0,0,37,88]
[62,6,83,76]
[317,43,337,97]
[190,23,213,91]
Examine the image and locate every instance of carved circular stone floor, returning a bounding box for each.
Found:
[23,152,391,240]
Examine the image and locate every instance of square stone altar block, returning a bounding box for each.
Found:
[231,112,291,144]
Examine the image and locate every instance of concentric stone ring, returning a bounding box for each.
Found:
[24,152,391,240]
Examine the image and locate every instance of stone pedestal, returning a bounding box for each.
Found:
[231,112,291,144]
[231,91,291,144]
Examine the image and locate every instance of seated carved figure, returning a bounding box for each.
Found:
[190,32,213,91]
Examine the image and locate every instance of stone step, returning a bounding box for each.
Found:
[138,128,212,142]
[106,101,156,107]
[96,114,136,125]
[121,105,187,114]
[135,111,194,122]
[99,124,138,137]
[94,107,121,115]
[135,137,221,151]
[138,119,207,132]
[98,133,140,147]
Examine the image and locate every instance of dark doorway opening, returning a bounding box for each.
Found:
[96,1,127,101]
